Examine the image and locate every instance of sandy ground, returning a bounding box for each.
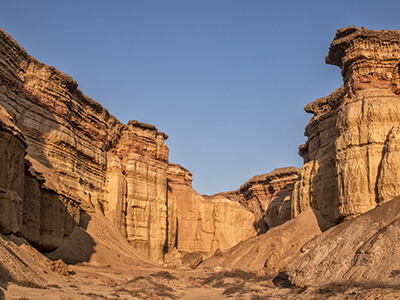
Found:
[1,263,299,300]
[5,262,400,300]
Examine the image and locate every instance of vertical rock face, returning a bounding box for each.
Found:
[0,105,80,250]
[0,105,26,235]
[166,164,257,257]
[106,121,169,263]
[292,27,400,223]
[0,28,123,209]
[24,157,80,250]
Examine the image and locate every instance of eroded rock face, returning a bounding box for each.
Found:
[201,207,332,271]
[292,27,400,223]
[0,105,80,250]
[286,195,400,287]
[106,121,169,263]
[238,167,300,230]
[166,164,256,258]
[0,28,260,263]
[0,105,26,235]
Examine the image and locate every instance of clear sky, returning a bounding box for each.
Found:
[2,1,400,195]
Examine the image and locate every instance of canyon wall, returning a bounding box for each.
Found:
[0,28,260,263]
[292,27,400,223]
[166,164,256,257]
[0,105,80,251]
[238,167,300,231]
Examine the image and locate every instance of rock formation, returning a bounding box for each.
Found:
[4,23,400,299]
[207,167,300,234]
[201,207,332,271]
[166,164,256,259]
[238,167,300,230]
[0,104,80,251]
[0,27,260,263]
[286,195,400,287]
[292,27,400,223]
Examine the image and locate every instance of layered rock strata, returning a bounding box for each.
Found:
[292,27,400,223]
[238,167,300,230]
[166,164,256,258]
[104,121,169,262]
[0,105,80,250]
[0,27,259,263]
[208,167,300,235]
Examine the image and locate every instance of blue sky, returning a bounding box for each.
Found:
[2,1,400,195]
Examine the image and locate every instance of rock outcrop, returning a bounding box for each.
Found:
[238,167,300,230]
[292,27,400,223]
[104,121,169,263]
[207,167,300,235]
[286,195,400,287]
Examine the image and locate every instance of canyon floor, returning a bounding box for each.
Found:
[3,262,400,300]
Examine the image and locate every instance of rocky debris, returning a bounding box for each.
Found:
[292,26,400,224]
[182,253,203,269]
[48,259,69,276]
[0,233,48,288]
[201,207,333,271]
[286,195,400,287]
[47,210,155,268]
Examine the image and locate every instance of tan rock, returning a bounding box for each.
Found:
[286,195,400,287]
[0,233,48,287]
[24,156,81,250]
[0,105,26,235]
[0,27,261,264]
[182,253,203,269]
[238,167,300,230]
[0,104,80,250]
[292,27,400,223]
[201,207,332,271]
[167,164,257,257]
[0,27,170,262]
[376,125,400,204]
[48,259,69,276]
[47,209,155,268]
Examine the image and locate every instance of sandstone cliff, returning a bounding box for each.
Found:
[238,167,300,231]
[165,164,256,261]
[0,27,259,264]
[292,26,400,223]
[207,167,300,235]
[0,104,80,251]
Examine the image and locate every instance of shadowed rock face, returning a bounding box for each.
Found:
[292,26,400,223]
[0,105,80,251]
[238,167,300,230]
